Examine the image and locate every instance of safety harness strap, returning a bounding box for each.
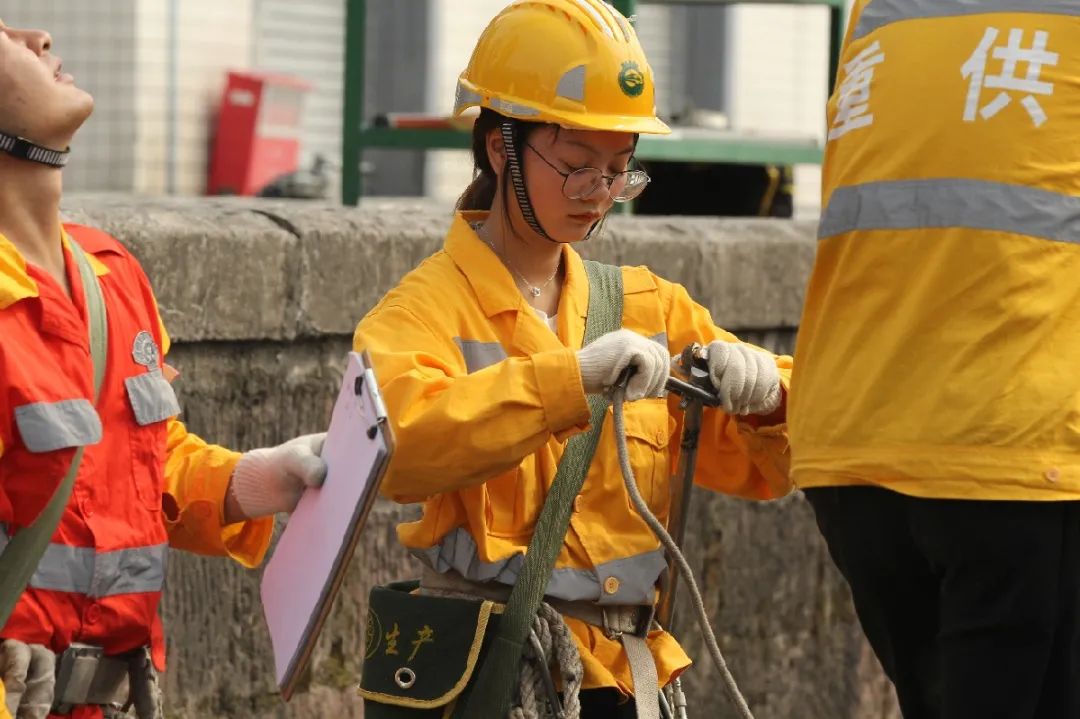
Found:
[460,260,623,718]
[0,237,108,628]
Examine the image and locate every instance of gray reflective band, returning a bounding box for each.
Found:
[125,371,181,426]
[853,0,1080,40]
[0,525,167,597]
[414,526,666,605]
[14,399,103,453]
[453,338,508,374]
[818,178,1080,244]
[556,65,587,103]
[454,83,483,111]
[454,335,661,374]
[490,98,541,118]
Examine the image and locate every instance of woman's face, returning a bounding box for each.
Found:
[0,18,93,150]
[517,126,637,243]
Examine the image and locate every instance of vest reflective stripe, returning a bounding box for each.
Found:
[13,399,102,453]
[852,0,1080,41]
[819,178,1080,244]
[453,338,507,374]
[0,525,167,597]
[414,526,667,605]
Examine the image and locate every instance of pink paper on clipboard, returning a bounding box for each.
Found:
[260,351,395,700]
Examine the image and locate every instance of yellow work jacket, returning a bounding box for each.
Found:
[354,212,792,694]
[790,1,1080,499]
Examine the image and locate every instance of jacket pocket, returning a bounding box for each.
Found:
[14,399,102,453]
[619,398,675,518]
[125,372,179,510]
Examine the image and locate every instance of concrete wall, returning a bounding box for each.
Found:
[58,195,900,719]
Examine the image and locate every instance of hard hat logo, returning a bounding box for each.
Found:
[618,61,645,98]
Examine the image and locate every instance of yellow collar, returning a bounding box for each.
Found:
[0,227,110,310]
[444,211,589,321]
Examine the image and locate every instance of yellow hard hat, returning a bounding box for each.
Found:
[455,0,671,135]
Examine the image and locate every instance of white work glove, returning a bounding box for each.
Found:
[707,341,783,416]
[1,639,55,719]
[576,329,670,401]
[230,433,328,519]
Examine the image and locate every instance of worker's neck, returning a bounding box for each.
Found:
[480,198,563,284]
[0,153,65,277]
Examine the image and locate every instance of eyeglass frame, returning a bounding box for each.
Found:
[523,141,650,203]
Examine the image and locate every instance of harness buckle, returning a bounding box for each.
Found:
[52,643,128,716]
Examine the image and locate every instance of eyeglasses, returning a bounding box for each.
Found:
[524,142,650,203]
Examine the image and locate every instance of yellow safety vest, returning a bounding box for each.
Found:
[790,0,1080,499]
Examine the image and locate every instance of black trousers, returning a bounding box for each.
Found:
[805,486,1080,719]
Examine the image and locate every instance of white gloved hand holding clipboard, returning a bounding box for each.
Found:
[260,351,395,700]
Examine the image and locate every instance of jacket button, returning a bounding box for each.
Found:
[656,429,665,444]
[1045,468,1062,483]
[85,603,102,624]
[574,496,583,513]
[603,576,620,595]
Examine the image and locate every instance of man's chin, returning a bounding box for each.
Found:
[49,93,94,147]
[72,89,95,123]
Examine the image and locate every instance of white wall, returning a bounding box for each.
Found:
[725,5,831,217]
[134,0,169,195]
[424,0,506,203]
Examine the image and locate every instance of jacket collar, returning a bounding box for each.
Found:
[444,211,589,323]
[0,226,109,310]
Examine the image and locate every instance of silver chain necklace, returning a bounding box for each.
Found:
[482,236,560,299]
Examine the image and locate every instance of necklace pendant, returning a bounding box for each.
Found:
[530,287,542,297]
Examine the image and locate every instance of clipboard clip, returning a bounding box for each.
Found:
[355,367,390,439]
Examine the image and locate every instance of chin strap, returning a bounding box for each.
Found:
[501,120,609,245]
[0,130,69,168]
[501,120,554,242]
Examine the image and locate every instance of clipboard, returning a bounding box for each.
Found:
[260,350,395,701]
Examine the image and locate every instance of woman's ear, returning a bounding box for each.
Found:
[485,127,506,179]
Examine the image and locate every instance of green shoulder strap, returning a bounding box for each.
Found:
[460,260,623,719]
[0,237,108,628]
